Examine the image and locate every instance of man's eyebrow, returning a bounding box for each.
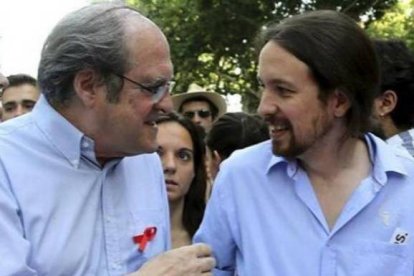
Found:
[3,101,17,107]
[257,77,295,87]
[22,99,37,103]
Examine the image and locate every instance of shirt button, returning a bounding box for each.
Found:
[82,141,89,148]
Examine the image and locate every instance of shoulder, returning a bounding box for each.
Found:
[369,133,414,179]
[123,153,162,172]
[0,115,38,155]
[122,153,164,186]
[0,114,34,138]
[212,140,278,194]
[223,140,273,169]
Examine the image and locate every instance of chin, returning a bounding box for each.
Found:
[135,140,158,154]
[167,194,182,203]
[272,141,304,158]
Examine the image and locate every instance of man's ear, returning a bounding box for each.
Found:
[213,150,222,165]
[73,69,102,107]
[331,89,351,118]
[377,90,397,117]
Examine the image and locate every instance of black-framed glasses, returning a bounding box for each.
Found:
[183,110,212,119]
[114,73,175,103]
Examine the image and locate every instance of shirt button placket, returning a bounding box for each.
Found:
[320,243,336,276]
[102,170,123,275]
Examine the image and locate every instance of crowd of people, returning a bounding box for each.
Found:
[1,2,414,276]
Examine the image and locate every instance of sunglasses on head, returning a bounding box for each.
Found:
[183,110,212,119]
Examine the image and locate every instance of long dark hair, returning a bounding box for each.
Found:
[256,10,379,138]
[156,112,207,237]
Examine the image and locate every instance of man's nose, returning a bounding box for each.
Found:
[12,105,24,118]
[156,92,174,114]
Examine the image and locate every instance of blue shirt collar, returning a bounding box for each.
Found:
[32,95,85,168]
[366,132,408,184]
[265,133,408,182]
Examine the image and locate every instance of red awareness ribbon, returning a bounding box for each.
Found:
[133,226,157,252]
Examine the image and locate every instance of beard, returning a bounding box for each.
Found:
[271,110,334,158]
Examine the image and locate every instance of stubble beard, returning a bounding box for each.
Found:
[271,111,333,158]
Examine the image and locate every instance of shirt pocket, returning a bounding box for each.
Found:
[337,240,414,276]
[126,209,168,271]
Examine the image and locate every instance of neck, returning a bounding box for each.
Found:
[169,198,192,248]
[56,100,118,166]
[382,116,401,139]
[298,124,370,182]
[298,129,372,230]
[169,198,185,230]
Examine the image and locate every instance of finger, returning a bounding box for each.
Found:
[199,256,216,273]
[192,243,213,257]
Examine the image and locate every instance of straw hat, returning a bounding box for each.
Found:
[172,83,227,118]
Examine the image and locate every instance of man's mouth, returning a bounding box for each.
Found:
[269,124,290,139]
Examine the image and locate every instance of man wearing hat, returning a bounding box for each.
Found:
[172,83,227,132]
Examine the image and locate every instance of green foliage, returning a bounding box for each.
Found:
[366,0,414,51]
[129,0,397,111]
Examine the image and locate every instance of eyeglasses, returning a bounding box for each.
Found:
[114,73,175,103]
[183,110,212,119]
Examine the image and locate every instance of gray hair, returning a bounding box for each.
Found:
[38,3,143,107]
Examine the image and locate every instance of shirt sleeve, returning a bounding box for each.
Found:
[0,162,37,275]
[193,169,237,275]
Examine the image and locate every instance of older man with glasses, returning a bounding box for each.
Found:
[172,83,227,133]
[0,3,215,276]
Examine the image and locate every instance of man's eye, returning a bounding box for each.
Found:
[23,103,35,109]
[3,105,15,112]
[156,147,163,156]
[274,85,294,97]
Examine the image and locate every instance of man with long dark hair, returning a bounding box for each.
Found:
[195,10,414,275]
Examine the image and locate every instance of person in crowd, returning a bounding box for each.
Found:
[1,74,40,121]
[172,83,227,133]
[0,71,8,90]
[194,10,414,275]
[156,112,207,249]
[371,39,414,157]
[205,112,269,180]
[0,3,214,275]
[0,71,9,121]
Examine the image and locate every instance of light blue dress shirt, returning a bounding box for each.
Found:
[194,134,414,275]
[0,96,170,275]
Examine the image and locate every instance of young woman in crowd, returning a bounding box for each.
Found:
[156,112,207,248]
